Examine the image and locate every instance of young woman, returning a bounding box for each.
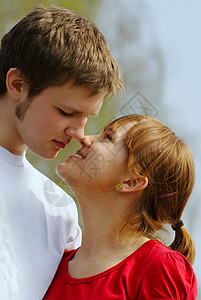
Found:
[43,114,197,299]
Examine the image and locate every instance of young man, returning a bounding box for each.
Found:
[0,5,123,300]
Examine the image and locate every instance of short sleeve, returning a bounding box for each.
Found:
[137,252,198,299]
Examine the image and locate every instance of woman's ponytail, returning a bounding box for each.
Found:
[169,225,195,264]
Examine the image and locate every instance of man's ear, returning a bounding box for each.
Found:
[116,176,148,193]
[6,68,25,100]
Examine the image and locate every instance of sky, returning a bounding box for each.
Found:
[144,0,201,291]
[146,0,201,133]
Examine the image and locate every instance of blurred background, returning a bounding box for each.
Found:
[0,0,200,297]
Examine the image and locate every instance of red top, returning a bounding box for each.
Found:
[43,240,197,299]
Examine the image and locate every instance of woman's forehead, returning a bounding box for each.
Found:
[104,118,135,133]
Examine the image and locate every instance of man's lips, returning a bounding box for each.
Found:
[53,140,71,149]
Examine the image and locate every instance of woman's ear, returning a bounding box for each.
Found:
[116,176,148,193]
[6,68,25,100]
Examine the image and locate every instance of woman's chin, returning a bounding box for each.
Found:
[56,163,68,182]
[56,164,78,189]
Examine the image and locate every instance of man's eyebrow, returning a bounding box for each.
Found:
[60,104,83,114]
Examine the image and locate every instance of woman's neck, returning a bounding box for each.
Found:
[69,222,149,279]
[76,187,148,257]
[68,188,150,279]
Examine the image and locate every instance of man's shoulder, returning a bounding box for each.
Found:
[26,160,70,198]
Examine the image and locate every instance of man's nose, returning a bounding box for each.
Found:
[80,136,92,147]
[65,117,87,141]
[80,135,96,147]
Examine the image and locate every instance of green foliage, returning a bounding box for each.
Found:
[0,0,100,38]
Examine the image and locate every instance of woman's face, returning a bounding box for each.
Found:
[56,122,133,192]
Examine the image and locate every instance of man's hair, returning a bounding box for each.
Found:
[106,114,195,264]
[0,5,123,98]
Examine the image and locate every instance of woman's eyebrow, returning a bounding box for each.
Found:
[103,127,116,137]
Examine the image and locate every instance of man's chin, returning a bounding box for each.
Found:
[29,149,60,160]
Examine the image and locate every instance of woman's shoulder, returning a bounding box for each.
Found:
[134,239,195,276]
[135,239,190,261]
[130,240,198,299]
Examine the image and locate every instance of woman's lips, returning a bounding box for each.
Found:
[76,149,86,159]
[65,149,87,162]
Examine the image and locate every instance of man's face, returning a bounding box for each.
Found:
[14,82,104,159]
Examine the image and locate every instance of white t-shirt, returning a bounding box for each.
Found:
[0,146,81,300]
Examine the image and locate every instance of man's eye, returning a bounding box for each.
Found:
[58,108,73,117]
[105,133,112,141]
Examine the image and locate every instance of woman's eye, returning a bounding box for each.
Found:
[105,133,112,141]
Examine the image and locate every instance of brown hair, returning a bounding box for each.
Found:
[0,5,123,98]
[107,114,195,264]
